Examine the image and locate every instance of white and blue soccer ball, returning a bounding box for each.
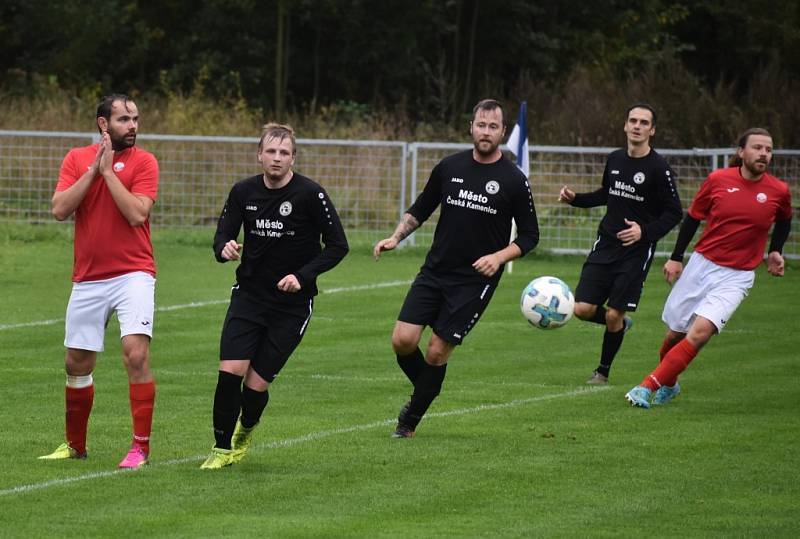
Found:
[520,276,575,330]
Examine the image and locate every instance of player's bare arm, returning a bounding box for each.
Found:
[617,218,642,246]
[558,185,575,203]
[766,251,785,277]
[663,259,683,285]
[473,243,522,277]
[51,144,107,221]
[373,213,420,260]
[221,239,242,261]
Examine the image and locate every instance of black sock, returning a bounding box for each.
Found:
[212,371,243,450]
[402,363,447,428]
[587,305,607,325]
[596,328,625,377]
[240,385,269,429]
[396,348,426,385]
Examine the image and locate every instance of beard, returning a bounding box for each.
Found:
[742,159,768,177]
[110,131,136,151]
[473,138,500,156]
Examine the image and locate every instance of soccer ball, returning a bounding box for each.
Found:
[520,276,575,329]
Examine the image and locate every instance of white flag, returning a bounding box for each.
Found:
[504,102,529,274]
[505,101,529,178]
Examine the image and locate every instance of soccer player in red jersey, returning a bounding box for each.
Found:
[625,128,793,408]
[39,94,159,467]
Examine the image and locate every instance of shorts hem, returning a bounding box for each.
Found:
[120,330,153,340]
[64,342,104,353]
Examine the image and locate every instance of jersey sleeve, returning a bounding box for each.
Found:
[687,174,715,221]
[131,152,159,201]
[777,182,793,221]
[511,177,540,257]
[571,161,610,208]
[55,149,81,192]
[406,162,444,223]
[294,186,349,286]
[213,183,244,262]
[641,163,683,242]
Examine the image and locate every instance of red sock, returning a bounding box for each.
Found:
[642,339,697,390]
[66,385,94,454]
[659,337,681,362]
[129,381,156,454]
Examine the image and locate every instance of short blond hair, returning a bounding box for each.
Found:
[259,122,296,153]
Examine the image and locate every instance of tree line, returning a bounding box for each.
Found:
[1,0,798,146]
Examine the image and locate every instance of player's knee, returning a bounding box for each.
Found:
[425,353,448,366]
[65,349,96,375]
[123,348,150,373]
[686,328,714,350]
[605,309,624,328]
[391,333,418,355]
[573,303,595,320]
[686,317,716,349]
[424,345,451,366]
[244,368,270,392]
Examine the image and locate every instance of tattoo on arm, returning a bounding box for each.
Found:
[391,213,419,242]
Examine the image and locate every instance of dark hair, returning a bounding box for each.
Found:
[472,99,505,126]
[728,127,772,167]
[96,93,132,121]
[259,122,296,154]
[626,103,657,126]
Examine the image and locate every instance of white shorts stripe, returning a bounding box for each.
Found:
[299,299,313,335]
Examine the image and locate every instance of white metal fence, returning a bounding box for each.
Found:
[1,130,798,257]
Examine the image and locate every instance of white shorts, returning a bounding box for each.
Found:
[662,252,754,333]
[64,271,156,352]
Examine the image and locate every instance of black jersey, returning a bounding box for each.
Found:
[571,148,682,263]
[408,150,539,281]
[213,172,349,302]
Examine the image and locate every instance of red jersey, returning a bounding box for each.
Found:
[689,167,792,270]
[56,144,159,282]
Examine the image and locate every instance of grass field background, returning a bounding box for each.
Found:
[1,226,798,537]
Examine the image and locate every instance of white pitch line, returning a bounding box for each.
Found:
[0,280,411,332]
[321,280,410,294]
[0,385,607,497]
[0,318,65,331]
[0,367,554,391]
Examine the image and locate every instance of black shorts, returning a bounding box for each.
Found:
[398,271,497,345]
[219,285,313,382]
[574,254,654,312]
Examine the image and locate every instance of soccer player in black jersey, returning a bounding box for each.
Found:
[201,123,349,468]
[374,99,540,438]
[559,104,682,385]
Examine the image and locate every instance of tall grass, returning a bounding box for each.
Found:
[2,62,797,146]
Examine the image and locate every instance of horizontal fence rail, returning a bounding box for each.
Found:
[1,130,797,258]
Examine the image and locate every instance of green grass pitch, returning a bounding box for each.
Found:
[1,226,798,537]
